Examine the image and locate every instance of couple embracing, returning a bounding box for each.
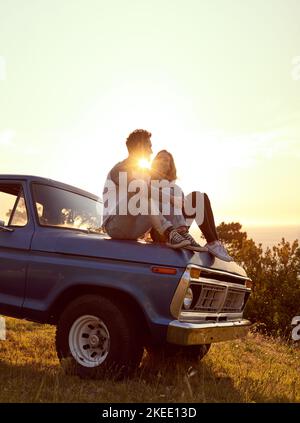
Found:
[102,129,232,262]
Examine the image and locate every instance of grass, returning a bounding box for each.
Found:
[0,317,300,403]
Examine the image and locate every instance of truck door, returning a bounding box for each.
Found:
[0,180,34,317]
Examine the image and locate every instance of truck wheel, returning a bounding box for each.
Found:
[55,295,144,379]
[147,343,211,362]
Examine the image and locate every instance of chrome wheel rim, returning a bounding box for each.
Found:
[68,314,110,368]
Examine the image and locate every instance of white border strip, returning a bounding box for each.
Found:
[0,316,6,340]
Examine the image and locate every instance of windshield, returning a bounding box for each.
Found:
[32,183,103,232]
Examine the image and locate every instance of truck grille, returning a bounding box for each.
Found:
[194,284,226,312]
[222,288,246,312]
[187,280,248,314]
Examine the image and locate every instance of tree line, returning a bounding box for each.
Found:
[217,222,300,338]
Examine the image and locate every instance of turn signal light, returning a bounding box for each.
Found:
[245,280,253,289]
[190,268,201,279]
[151,267,177,275]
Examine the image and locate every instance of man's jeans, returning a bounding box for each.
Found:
[160,203,187,229]
[105,197,172,240]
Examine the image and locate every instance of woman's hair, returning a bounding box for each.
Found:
[152,149,177,181]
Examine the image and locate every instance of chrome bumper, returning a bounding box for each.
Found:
[167,319,252,345]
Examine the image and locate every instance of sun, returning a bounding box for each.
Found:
[138,158,151,169]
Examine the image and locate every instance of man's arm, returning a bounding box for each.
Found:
[109,160,129,186]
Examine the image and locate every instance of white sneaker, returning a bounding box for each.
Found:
[206,240,233,262]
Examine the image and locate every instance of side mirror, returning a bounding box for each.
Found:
[0,219,14,232]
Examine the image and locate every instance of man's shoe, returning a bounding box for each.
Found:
[206,240,233,262]
[180,231,208,252]
[166,229,191,249]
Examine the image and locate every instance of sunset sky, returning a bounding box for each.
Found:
[1,0,300,226]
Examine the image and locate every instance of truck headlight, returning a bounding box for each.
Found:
[183,287,193,310]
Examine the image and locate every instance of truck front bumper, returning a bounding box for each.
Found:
[167,319,252,345]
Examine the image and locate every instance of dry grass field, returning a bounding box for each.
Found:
[0,317,299,403]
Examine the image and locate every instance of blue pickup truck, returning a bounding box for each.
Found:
[0,174,251,378]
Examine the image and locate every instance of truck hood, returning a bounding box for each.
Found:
[44,230,248,278]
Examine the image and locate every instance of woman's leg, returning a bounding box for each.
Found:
[183,191,233,261]
[183,191,218,243]
[199,193,219,243]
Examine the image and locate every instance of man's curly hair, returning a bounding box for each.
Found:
[126,129,152,153]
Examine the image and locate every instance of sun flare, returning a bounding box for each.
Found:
[138,158,151,169]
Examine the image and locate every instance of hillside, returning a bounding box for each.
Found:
[0,318,299,403]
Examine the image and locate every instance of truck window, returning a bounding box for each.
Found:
[0,183,28,227]
[32,183,103,231]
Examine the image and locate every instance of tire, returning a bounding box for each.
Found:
[55,295,144,379]
[147,343,211,362]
